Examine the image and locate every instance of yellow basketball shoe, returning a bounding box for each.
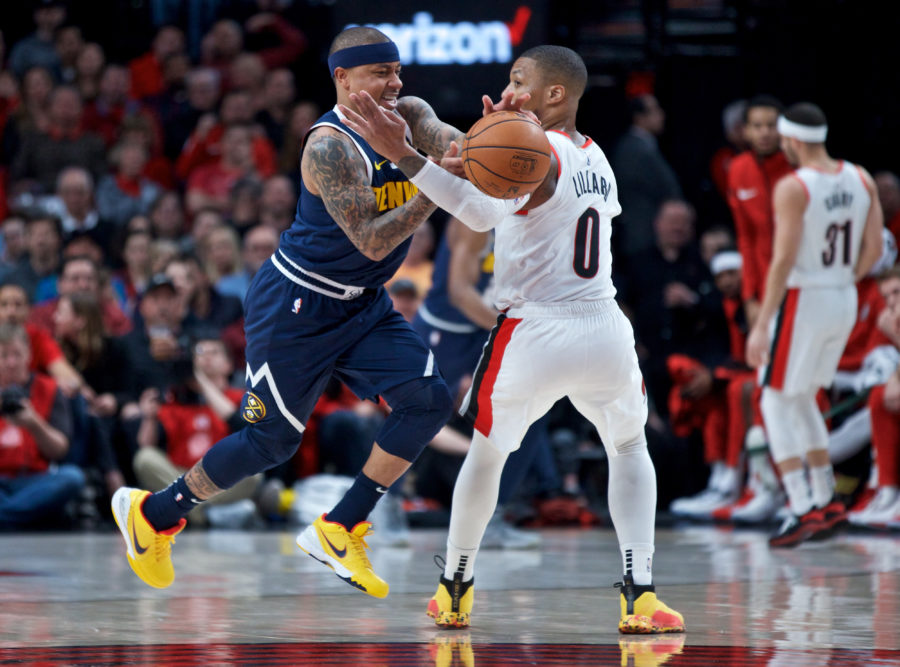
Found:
[617,575,685,634]
[296,514,388,598]
[619,634,686,666]
[426,573,474,628]
[111,487,186,589]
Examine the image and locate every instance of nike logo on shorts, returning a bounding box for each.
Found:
[323,534,347,558]
[132,515,149,555]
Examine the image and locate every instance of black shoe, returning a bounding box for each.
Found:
[769,508,825,547]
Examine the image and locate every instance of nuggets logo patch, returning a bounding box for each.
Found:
[243,392,266,423]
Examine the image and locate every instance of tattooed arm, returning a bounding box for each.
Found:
[302,126,436,261]
[397,96,464,159]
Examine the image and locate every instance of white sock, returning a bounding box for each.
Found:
[621,543,655,586]
[808,463,835,508]
[781,468,813,516]
[607,437,657,586]
[444,540,479,582]
[443,432,508,582]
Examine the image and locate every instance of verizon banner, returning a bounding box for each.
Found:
[335,1,549,116]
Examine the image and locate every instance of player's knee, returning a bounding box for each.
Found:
[377,376,453,461]
[249,419,303,465]
[613,433,648,457]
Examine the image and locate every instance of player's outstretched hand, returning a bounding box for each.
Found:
[435,141,466,179]
[482,91,539,125]
[745,325,770,369]
[339,91,412,164]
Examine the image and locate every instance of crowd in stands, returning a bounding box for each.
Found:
[1,1,899,536]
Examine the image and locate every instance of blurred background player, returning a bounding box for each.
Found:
[746,102,884,547]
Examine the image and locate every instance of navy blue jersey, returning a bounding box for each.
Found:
[279,107,419,288]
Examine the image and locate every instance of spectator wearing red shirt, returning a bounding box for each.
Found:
[186,123,258,217]
[176,89,276,183]
[875,171,900,242]
[82,64,161,149]
[849,267,900,526]
[0,282,81,394]
[726,95,793,326]
[131,336,262,526]
[1,277,86,398]
[129,26,186,101]
[28,255,132,337]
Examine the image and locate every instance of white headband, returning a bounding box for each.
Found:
[711,250,742,276]
[778,116,828,143]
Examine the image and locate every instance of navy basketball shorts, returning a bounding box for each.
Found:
[239,260,439,440]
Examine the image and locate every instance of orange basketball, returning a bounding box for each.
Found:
[461,111,552,200]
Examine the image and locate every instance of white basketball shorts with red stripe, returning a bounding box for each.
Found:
[460,299,647,455]
[760,285,856,396]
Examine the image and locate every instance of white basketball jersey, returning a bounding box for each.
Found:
[788,161,871,288]
[492,130,622,310]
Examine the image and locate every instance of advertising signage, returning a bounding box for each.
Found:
[336,1,549,117]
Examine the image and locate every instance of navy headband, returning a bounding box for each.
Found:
[327,42,400,76]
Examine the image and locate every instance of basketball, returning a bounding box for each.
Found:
[461,111,552,200]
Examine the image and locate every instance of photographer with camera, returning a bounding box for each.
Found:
[131,336,264,528]
[0,322,84,529]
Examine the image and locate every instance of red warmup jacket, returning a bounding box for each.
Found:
[726,150,793,302]
[839,278,892,371]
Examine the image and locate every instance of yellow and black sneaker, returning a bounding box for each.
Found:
[617,574,685,634]
[296,514,389,598]
[111,487,186,589]
[427,572,474,628]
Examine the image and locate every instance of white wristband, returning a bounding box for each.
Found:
[410,159,528,232]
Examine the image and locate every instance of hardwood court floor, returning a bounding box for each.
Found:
[1,524,899,666]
